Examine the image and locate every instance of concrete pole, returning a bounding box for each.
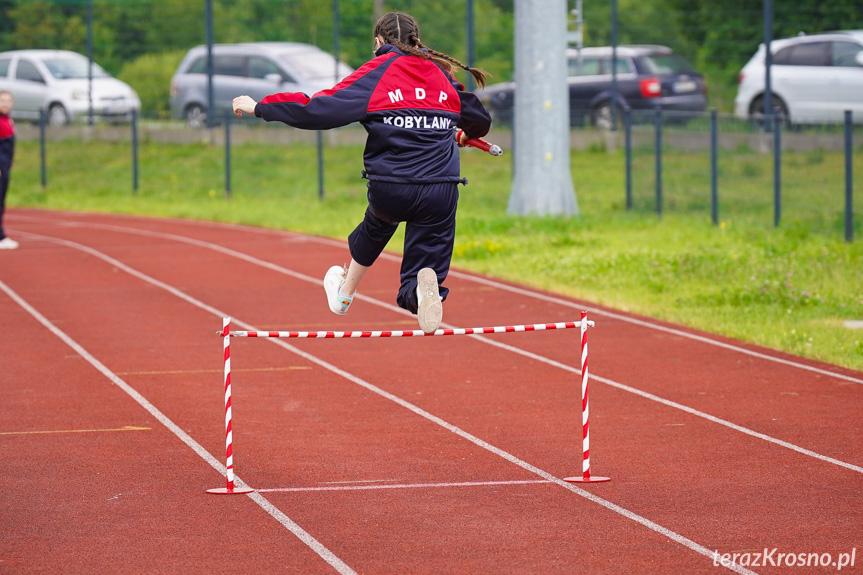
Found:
[373,0,385,22]
[508,0,577,216]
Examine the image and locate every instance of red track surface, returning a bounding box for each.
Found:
[2,208,861,575]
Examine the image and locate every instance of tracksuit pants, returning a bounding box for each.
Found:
[348,180,459,314]
[0,168,9,240]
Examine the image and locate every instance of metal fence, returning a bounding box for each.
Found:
[619,108,858,241]
[19,104,858,242]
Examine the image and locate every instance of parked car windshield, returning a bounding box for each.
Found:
[641,54,695,75]
[43,56,111,80]
[281,51,351,82]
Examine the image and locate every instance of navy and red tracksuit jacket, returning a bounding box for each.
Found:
[0,112,13,176]
[254,44,491,185]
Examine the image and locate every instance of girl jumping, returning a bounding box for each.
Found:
[233,11,491,333]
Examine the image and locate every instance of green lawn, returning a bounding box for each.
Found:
[9,131,863,371]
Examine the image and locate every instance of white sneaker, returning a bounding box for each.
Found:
[323,265,352,315]
[416,268,442,334]
[0,237,19,250]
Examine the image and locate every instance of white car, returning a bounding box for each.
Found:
[0,49,141,127]
[734,31,863,125]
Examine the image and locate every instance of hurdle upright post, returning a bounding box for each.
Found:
[564,311,610,483]
[208,317,254,494]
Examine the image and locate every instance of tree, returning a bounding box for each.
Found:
[6,1,86,52]
[666,0,863,75]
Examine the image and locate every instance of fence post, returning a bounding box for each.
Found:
[224,111,231,199]
[610,0,618,130]
[763,0,773,130]
[624,108,632,210]
[131,108,139,194]
[317,131,324,200]
[333,0,341,82]
[86,0,94,126]
[846,110,854,242]
[466,0,476,92]
[773,112,781,227]
[710,108,718,225]
[39,108,46,189]
[654,106,662,217]
[205,0,214,130]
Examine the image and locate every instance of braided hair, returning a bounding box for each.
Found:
[373,11,489,89]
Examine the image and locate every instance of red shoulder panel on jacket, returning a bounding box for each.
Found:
[0,116,14,139]
[367,56,461,113]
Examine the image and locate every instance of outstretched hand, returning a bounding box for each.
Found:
[232,95,258,118]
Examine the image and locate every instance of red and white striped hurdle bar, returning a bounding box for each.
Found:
[209,313,609,494]
[228,320,593,340]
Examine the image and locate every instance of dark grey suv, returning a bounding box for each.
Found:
[479,45,708,128]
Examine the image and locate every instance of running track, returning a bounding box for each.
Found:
[1,208,861,575]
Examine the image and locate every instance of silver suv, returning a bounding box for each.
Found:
[170,42,353,127]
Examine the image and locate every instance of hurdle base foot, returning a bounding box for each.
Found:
[564,475,611,483]
[207,486,255,494]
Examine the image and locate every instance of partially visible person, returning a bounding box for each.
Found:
[0,90,17,250]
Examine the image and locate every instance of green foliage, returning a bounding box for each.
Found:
[583,0,691,54]
[0,0,18,42]
[5,1,87,52]
[117,51,187,119]
[666,0,863,75]
[1,0,203,74]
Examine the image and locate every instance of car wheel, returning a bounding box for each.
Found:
[185,104,207,128]
[47,104,69,127]
[591,102,620,130]
[748,96,789,129]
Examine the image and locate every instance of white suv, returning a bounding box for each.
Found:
[734,30,863,125]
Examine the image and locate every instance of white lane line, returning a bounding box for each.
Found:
[322,479,401,484]
[473,336,863,475]
[444,270,863,386]
[257,480,552,493]
[0,277,356,575]
[14,213,863,385]
[305,231,863,386]
[16,222,862,474]
[10,232,758,575]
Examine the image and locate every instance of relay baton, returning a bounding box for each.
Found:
[455,129,503,157]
